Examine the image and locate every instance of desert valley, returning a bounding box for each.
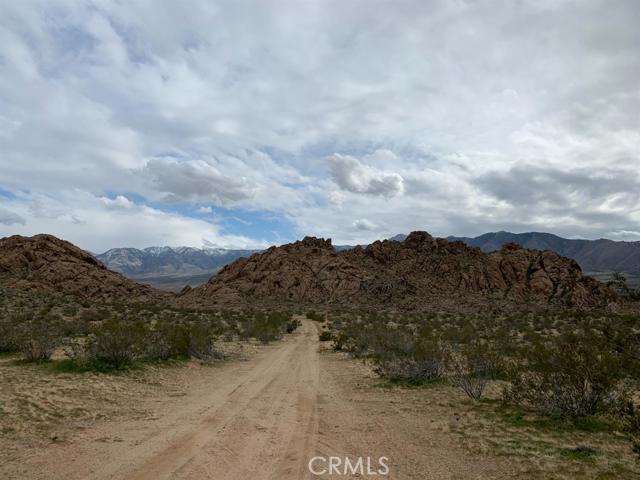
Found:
[1,232,640,479]
[1,1,639,478]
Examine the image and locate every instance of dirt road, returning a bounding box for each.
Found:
[5,320,510,479]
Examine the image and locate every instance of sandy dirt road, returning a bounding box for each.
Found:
[4,320,510,480]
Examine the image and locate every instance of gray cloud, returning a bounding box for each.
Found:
[328,154,404,197]
[353,218,377,231]
[477,165,640,208]
[143,158,256,205]
[0,207,26,226]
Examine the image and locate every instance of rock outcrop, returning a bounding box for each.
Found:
[0,234,167,303]
[179,231,617,311]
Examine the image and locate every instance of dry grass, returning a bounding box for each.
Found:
[317,334,640,479]
[444,382,639,479]
[0,342,248,467]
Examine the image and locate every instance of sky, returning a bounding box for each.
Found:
[0,0,639,252]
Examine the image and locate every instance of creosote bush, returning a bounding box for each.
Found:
[445,342,497,400]
[319,330,332,342]
[144,319,190,361]
[80,317,145,369]
[503,331,627,418]
[306,310,325,322]
[188,321,223,361]
[0,317,19,353]
[17,314,63,362]
[240,311,293,343]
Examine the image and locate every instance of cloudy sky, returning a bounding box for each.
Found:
[0,0,638,252]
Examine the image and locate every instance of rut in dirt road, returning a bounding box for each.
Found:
[119,320,321,480]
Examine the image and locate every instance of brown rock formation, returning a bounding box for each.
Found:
[179,231,617,311]
[0,234,167,303]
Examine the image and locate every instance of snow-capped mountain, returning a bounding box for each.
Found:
[96,246,261,290]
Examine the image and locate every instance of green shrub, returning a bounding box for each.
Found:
[81,317,145,369]
[144,320,190,361]
[306,310,325,322]
[503,332,626,417]
[319,330,332,341]
[0,317,19,353]
[286,318,302,333]
[371,330,445,385]
[241,311,290,343]
[188,321,223,361]
[17,314,63,362]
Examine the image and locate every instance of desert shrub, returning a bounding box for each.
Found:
[306,310,325,322]
[319,330,332,341]
[61,303,79,317]
[241,311,290,343]
[143,320,190,361]
[503,332,626,417]
[81,317,145,369]
[334,321,379,357]
[286,317,302,333]
[80,307,111,323]
[445,341,497,400]
[0,317,19,353]
[188,321,223,361]
[607,272,640,301]
[371,329,445,385]
[332,331,347,351]
[374,355,444,385]
[17,314,63,362]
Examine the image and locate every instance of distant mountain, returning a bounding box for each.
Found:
[96,246,260,291]
[388,234,408,242]
[97,231,640,292]
[446,232,640,276]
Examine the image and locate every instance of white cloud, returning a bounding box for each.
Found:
[196,206,213,213]
[0,1,638,249]
[327,191,346,206]
[0,190,267,252]
[101,195,134,210]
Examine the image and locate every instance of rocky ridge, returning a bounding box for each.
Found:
[0,234,166,303]
[179,231,617,311]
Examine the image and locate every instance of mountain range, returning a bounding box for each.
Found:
[447,231,640,286]
[97,231,640,290]
[96,246,259,291]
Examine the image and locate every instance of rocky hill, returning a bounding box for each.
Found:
[178,231,617,311]
[0,234,167,303]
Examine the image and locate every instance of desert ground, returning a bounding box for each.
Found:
[1,318,637,480]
